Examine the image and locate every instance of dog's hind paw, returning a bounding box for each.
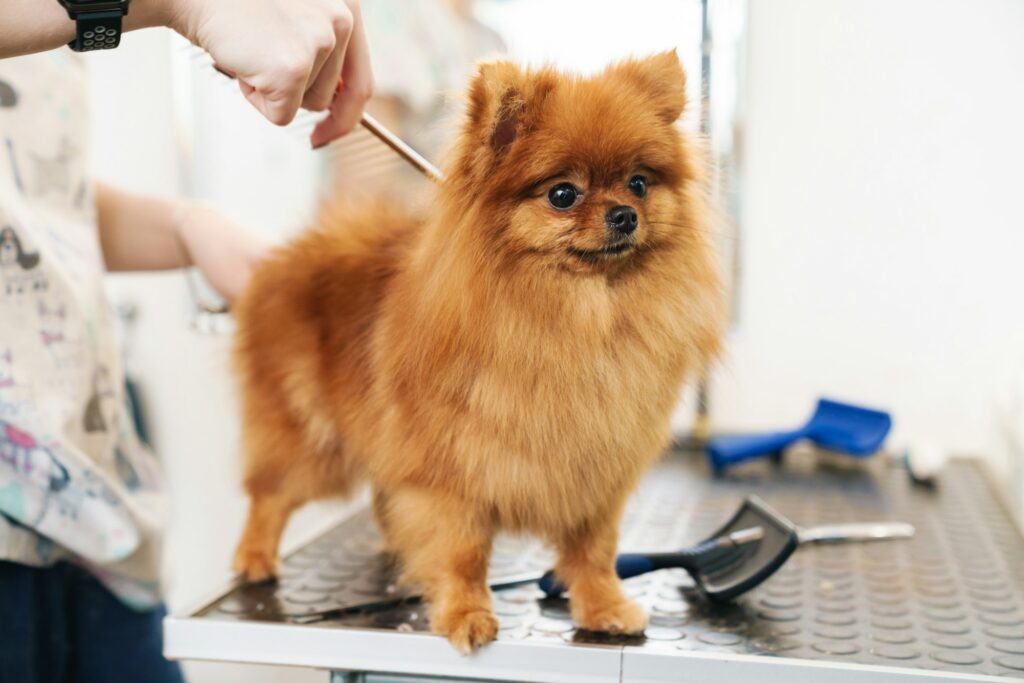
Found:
[573,597,648,635]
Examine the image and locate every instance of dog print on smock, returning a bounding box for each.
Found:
[0,224,47,295]
[0,53,166,608]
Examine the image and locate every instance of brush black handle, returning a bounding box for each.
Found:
[538,554,653,597]
[537,542,717,597]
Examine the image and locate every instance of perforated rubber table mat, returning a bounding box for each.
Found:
[171,451,1024,680]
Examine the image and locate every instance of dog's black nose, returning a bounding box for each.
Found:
[606,205,638,235]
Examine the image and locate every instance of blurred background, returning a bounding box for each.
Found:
[81,1,1024,679]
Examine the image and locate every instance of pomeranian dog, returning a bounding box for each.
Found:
[232,51,723,652]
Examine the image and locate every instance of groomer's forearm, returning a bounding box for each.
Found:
[0,0,174,58]
[95,182,185,272]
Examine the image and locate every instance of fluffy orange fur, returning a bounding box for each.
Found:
[232,51,724,652]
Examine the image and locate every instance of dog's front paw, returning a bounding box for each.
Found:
[233,544,278,583]
[573,597,648,635]
[432,608,499,654]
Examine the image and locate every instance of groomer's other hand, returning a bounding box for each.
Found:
[177,204,271,302]
[167,0,374,147]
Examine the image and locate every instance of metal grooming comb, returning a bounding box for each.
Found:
[180,43,442,181]
[358,112,443,182]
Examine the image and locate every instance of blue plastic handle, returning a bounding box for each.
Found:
[538,554,655,597]
[706,430,804,471]
[706,398,892,474]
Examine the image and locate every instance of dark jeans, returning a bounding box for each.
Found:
[0,560,185,683]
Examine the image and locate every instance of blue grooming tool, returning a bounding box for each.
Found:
[706,398,892,475]
[538,496,797,602]
[535,496,914,603]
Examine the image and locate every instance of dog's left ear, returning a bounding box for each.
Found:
[610,50,687,124]
[465,61,555,157]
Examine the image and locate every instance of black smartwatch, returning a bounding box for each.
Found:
[57,0,131,52]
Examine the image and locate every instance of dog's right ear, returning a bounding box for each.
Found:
[465,61,554,158]
[607,50,687,125]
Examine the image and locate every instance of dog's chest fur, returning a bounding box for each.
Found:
[376,266,693,530]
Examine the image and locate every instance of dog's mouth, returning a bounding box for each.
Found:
[568,240,635,262]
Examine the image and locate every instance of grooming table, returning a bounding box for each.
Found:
[164,449,1024,681]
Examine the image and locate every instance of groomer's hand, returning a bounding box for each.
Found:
[167,0,374,147]
[176,204,271,302]
[95,183,269,301]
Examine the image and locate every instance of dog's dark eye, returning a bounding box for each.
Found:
[628,175,648,198]
[548,183,580,210]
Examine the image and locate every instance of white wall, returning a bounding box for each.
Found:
[476,0,704,105]
[712,0,1024,489]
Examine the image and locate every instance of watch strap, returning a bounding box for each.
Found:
[64,4,128,52]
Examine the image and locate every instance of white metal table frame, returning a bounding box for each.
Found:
[163,614,1008,682]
